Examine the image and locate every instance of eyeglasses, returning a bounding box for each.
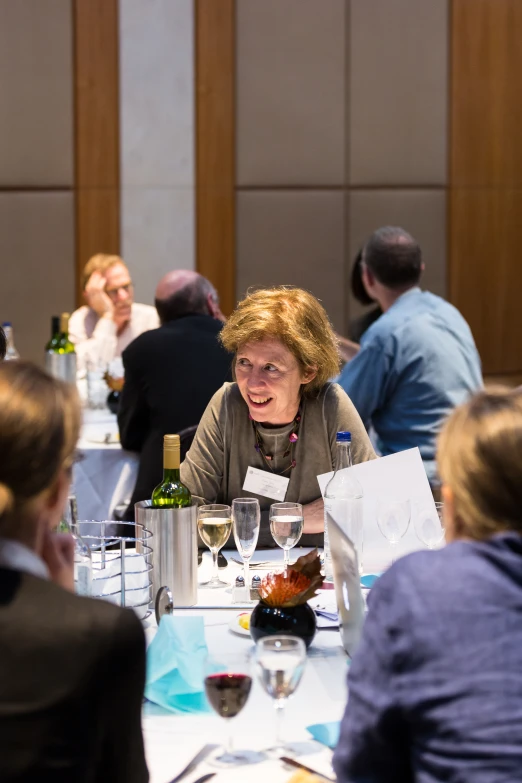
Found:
[105,282,133,299]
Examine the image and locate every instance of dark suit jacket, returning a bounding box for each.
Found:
[118,314,232,516]
[0,567,148,783]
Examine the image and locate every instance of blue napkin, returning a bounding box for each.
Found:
[307,721,341,749]
[360,573,380,589]
[145,615,212,714]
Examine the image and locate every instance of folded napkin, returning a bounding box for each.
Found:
[360,574,380,589]
[145,615,212,714]
[306,720,341,749]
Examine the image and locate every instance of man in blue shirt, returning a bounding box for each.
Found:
[337,226,482,481]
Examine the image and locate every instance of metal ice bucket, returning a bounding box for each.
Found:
[135,500,198,609]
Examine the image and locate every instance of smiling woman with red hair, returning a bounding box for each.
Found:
[181,286,375,547]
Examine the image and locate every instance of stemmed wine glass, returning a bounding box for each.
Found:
[255,635,307,748]
[204,655,253,765]
[377,498,411,566]
[197,504,232,588]
[269,502,304,570]
[232,498,260,590]
[414,501,445,549]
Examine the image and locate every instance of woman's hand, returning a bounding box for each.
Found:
[303,498,325,534]
[42,531,75,592]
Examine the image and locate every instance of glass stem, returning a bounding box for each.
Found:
[243,560,249,591]
[227,729,234,756]
[211,548,219,583]
[284,547,290,572]
[274,700,285,745]
[390,541,397,565]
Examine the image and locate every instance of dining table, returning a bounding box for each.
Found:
[141,548,346,783]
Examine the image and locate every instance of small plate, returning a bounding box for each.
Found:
[228,612,251,637]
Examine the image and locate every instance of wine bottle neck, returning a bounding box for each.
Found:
[162,467,181,482]
[334,441,353,471]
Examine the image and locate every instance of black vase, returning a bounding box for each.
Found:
[106,390,120,414]
[250,600,317,649]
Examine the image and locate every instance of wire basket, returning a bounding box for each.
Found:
[77,520,153,620]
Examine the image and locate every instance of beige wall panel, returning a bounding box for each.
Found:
[0,0,73,186]
[236,0,345,186]
[0,193,75,365]
[348,189,446,322]
[349,0,448,185]
[236,191,345,330]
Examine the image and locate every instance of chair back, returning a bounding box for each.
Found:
[178,424,198,461]
[328,515,365,658]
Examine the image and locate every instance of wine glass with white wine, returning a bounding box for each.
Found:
[198,504,232,588]
[269,502,304,570]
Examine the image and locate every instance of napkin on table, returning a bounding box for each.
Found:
[145,615,212,714]
[306,720,341,749]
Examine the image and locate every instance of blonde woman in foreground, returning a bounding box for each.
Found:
[334,387,522,783]
[0,362,148,783]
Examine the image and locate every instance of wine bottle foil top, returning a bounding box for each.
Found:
[164,434,180,448]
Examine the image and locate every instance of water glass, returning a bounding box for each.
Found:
[86,365,108,409]
[269,502,304,569]
[198,504,232,588]
[414,501,445,549]
[232,498,260,589]
[376,498,411,565]
[255,635,306,746]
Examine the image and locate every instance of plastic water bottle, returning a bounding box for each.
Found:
[323,431,364,582]
[2,322,20,361]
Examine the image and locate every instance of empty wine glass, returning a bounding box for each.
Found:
[255,635,307,748]
[198,504,232,588]
[269,502,304,570]
[377,498,411,565]
[414,501,445,549]
[232,498,260,590]
[204,655,253,765]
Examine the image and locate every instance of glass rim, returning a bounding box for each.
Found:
[232,497,260,504]
[199,504,231,512]
[270,501,302,509]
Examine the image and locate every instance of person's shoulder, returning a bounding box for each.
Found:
[132,302,160,327]
[132,302,157,316]
[69,305,90,322]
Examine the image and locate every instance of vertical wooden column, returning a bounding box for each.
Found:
[73,0,120,306]
[449,0,522,374]
[195,0,236,315]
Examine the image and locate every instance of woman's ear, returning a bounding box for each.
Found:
[301,366,318,386]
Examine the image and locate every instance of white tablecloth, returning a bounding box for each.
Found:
[74,409,139,521]
[142,549,344,783]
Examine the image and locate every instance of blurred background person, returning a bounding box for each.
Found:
[337,226,482,484]
[181,286,375,547]
[0,361,148,783]
[118,270,231,520]
[334,387,522,783]
[0,325,6,360]
[69,253,159,370]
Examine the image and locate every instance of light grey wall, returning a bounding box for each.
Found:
[119,0,195,306]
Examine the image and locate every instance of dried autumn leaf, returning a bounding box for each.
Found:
[259,550,324,607]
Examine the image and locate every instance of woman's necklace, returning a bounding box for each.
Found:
[250,408,301,475]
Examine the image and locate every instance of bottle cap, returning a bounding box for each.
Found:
[336,431,352,442]
[2,321,11,327]
[164,434,180,448]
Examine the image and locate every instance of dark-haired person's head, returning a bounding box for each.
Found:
[363,226,423,291]
[350,249,374,306]
[154,270,224,325]
[0,325,6,360]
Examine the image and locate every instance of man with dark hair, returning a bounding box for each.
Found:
[337,226,482,482]
[118,270,231,516]
[0,326,6,360]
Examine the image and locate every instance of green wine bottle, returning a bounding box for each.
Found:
[58,312,76,354]
[152,434,192,508]
[45,312,77,383]
[46,316,61,352]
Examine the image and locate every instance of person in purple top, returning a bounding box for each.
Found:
[333,386,522,783]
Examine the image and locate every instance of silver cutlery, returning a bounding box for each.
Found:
[230,557,270,567]
[281,755,335,781]
[192,775,216,783]
[167,743,218,783]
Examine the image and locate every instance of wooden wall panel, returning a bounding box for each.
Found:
[195,0,235,315]
[449,0,522,374]
[73,0,120,305]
